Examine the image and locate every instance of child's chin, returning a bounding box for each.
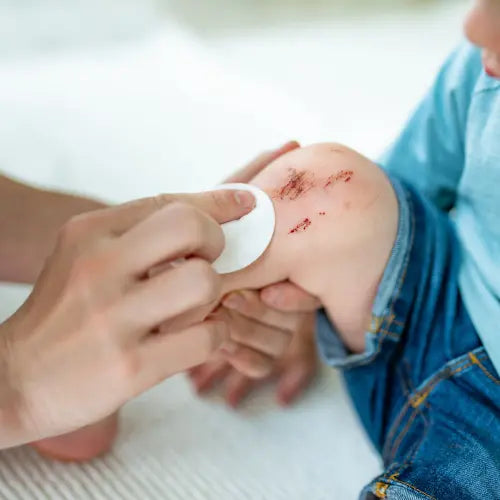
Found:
[30,414,119,462]
[482,51,500,78]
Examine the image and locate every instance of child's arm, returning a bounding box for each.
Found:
[379,42,482,211]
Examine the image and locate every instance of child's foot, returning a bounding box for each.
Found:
[30,413,119,462]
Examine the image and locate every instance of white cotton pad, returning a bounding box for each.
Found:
[212,183,275,274]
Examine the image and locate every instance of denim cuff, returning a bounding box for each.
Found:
[316,176,412,369]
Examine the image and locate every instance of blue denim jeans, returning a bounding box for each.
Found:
[317,180,500,499]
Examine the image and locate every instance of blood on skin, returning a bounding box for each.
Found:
[273,168,315,201]
[324,170,354,188]
[289,217,312,234]
[319,211,326,215]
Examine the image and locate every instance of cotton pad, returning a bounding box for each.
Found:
[212,183,275,274]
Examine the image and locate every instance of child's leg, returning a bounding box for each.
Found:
[222,143,500,498]
[316,177,500,499]
[223,143,399,353]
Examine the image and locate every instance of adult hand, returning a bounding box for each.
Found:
[0,188,255,449]
[27,140,306,461]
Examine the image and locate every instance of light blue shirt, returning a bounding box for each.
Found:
[379,41,500,375]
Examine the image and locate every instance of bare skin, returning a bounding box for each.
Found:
[0,142,314,461]
[222,143,399,354]
[191,143,399,407]
[465,0,500,78]
[190,293,318,408]
[1,142,397,459]
[0,188,261,450]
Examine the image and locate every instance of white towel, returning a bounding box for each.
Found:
[0,368,380,500]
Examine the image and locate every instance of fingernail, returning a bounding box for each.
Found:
[223,293,244,310]
[234,190,255,209]
[279,140,297,151]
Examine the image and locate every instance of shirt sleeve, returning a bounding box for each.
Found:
[378,42,483,211]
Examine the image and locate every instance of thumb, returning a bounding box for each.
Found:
[88,189,256,236]
[181,189,256,224]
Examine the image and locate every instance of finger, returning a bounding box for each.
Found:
[92,189,256,237]
[116,203,225,276]
[223,345,274,379]
[179,189,255,224]
[260,282,321,312]
[276,362,315,407]
[224,141,300,183]
[189,357,232,394]
[225,371,255,408]
[118,258,221,333]
[157,303,216,335]
[135,320,228,392]
[223,290,306,332]
[276,322,318,406]
[151,263,216,334]
[223,307,291,358]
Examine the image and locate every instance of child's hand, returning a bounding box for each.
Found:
[224,141,300,184]
[189,282,320,407]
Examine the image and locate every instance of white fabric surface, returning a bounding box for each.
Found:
[0,1,467,498]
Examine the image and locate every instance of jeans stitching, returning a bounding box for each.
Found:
[408,354,487,408]
[380,406,432,498]
[402,360,431,410]
[380,350,490,499]
[387,410,419,463]
[383,362,430,460]
[390,478,437,500]
[378,329,400,340]
[394,405,431,476]
[381,188,416,333]
[383,367,416,459]
[383,352,487,465]
[469,352,500,384]
[348,191,416,370]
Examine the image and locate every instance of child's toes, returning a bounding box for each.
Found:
[30,413,119,462]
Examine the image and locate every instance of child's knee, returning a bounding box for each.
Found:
[221,143,399,331]
[252,142,398,252]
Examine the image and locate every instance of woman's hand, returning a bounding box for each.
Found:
[0,188,255,449]
[25,140,305,462]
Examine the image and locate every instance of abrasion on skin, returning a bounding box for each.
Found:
[271,163,355,234]
[289,218,312,234]
[324,170,353,188]
[272,168,315,201]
